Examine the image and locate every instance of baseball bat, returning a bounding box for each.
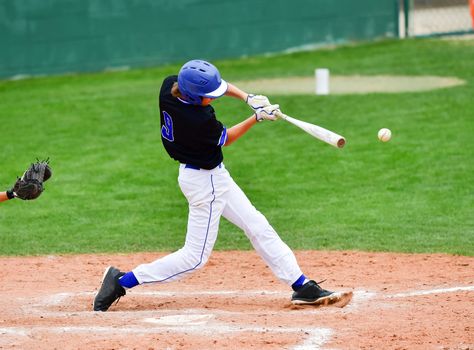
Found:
[275,111,346,148]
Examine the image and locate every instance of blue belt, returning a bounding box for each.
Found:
[185,164,201,170]
[185,163,222,170]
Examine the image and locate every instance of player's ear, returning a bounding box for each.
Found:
[171,82,183,98]
[201,97,214,106]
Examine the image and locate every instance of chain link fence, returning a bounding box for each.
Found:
[400,0,474,37]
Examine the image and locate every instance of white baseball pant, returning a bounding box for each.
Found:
[132,163,303,286]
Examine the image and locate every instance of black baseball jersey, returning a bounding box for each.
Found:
[159,76,227,170]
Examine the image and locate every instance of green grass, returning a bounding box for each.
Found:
[1,38,473,256]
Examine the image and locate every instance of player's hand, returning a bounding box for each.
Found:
[255,104,280,122]
[246,94,271,111]
[11,159,52,200]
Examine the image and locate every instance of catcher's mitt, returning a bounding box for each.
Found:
[12,159,52,200]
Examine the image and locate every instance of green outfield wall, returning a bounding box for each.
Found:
[0,0,398,79]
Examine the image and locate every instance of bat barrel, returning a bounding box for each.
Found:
[276,111,346,149]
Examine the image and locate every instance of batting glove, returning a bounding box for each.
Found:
[246,94,271,111]
[255,104,280,122]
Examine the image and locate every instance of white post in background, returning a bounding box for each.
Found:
[315,68,330,95]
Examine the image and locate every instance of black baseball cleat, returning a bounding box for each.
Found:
[292,280,333,303]
[291,280,353,307]
[93,266,126,312]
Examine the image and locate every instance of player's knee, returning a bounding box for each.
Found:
[186,256,208,271]
[181,247,211,270]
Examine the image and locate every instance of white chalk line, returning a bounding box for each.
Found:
[293,328,333,350]
[386,285,474,298]
[143,314,215,326]
[38,285,474,299]
[0,328,29,336]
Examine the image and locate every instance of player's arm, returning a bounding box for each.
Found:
[0,191,8,202]
[224,83,248,101]
[224,115,257,146]
[225,83,272,111]
[0,190,15,203]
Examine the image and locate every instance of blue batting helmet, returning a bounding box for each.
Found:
[177,60,228,105]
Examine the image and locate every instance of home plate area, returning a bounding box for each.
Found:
[15,289,352,349]
[0,251,473,349]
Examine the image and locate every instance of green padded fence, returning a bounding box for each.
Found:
[0,0,398,79]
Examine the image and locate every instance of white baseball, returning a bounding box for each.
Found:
[378,128,391,142]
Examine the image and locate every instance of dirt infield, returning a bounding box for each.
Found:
[1,251,473,349]
[233,75,465,95]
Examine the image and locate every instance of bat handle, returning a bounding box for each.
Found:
[275,111,287,120]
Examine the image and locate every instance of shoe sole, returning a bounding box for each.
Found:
[291,291,353,308]
[92,266,113,311]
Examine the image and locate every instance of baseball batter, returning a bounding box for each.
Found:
[94,60,352,311]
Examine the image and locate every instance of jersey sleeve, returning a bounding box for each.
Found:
[202,116,227,147]
[217,126,227,146]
